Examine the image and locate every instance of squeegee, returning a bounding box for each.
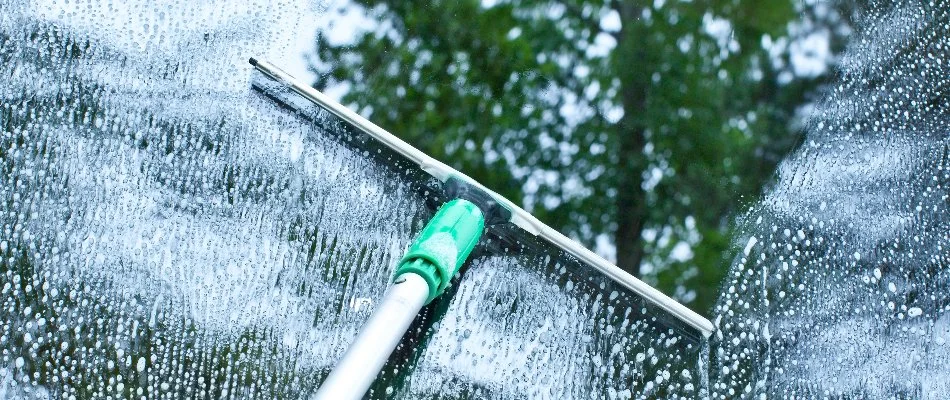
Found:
[248,58,714,399]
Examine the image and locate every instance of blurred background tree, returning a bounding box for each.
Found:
[310,0,854,312]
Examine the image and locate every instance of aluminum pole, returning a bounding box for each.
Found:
[313,272,430,400]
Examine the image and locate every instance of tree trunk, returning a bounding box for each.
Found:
[613,0,650,278]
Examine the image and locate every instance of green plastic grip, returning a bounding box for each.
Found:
[394,199,485,304]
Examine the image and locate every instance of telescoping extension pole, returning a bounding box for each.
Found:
[313,199,485,400]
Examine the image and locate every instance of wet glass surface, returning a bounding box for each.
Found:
[1,1,705,398]
[710,1,950,398]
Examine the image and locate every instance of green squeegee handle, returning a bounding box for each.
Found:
[394,198,485,304]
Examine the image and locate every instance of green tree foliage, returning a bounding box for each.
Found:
[312,0,846,311]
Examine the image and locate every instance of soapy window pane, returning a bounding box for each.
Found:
[709,2,950,398]
[0,0,704,398]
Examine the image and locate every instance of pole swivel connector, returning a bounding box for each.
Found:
[393,199,485,304]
